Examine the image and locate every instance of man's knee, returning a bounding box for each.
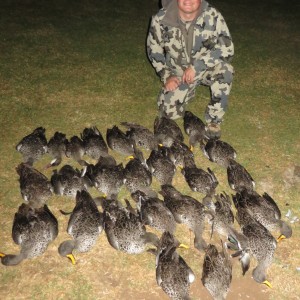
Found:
[157,86,191,119]
[211,62,234,84]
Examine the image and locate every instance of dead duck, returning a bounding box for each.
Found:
[183,111,206,151]
[204,193,235,231]
[123,150,153,194]
[159,184,212,251]
[106,125,136,157]
[147,148,176,185]
[227,159,255,192]
[58,190,103,264]
[131,190,177,234]
[51,164,87,198]
[155,231,194,300]
[181,155,218,196]
[44,131,68,169]
[202,193,248,248]
[65,135,87,166]
[16,127,47,165]
[203,138,237,168]
[230,194,276,288]
[154,116,184,147]
[201,243,232,300]
[102,198,159,254]
[162,140,194,169]
[121,121,158,151]
[85,155,124,199]
[16,163,53,208]
[233,191,292,242]
[81,126,108,160]
[0,203,58,266]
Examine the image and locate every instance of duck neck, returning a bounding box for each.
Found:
[1,253,25,266]
[279,220,292,238]
[252,262,269,283]
[144,232,159,247]
[58,240,76,257]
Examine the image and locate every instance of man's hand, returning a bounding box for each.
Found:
[182,67,196,85]
[164,76,181,91]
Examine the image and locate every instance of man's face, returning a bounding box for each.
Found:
[177,0,201,15]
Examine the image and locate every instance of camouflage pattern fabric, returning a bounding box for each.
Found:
[147,0,234,122]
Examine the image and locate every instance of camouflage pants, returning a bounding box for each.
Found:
[157,62,234,123]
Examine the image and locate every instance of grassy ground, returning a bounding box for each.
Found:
[0,0,299,299]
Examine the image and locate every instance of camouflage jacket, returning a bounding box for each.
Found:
[147,0,234,83]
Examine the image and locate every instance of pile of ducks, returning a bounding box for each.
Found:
[0,111,293,300]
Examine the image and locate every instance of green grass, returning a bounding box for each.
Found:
[0,0,299,299]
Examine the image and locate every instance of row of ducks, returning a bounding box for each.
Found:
[13,112,254,202]
[1,111,293,300]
